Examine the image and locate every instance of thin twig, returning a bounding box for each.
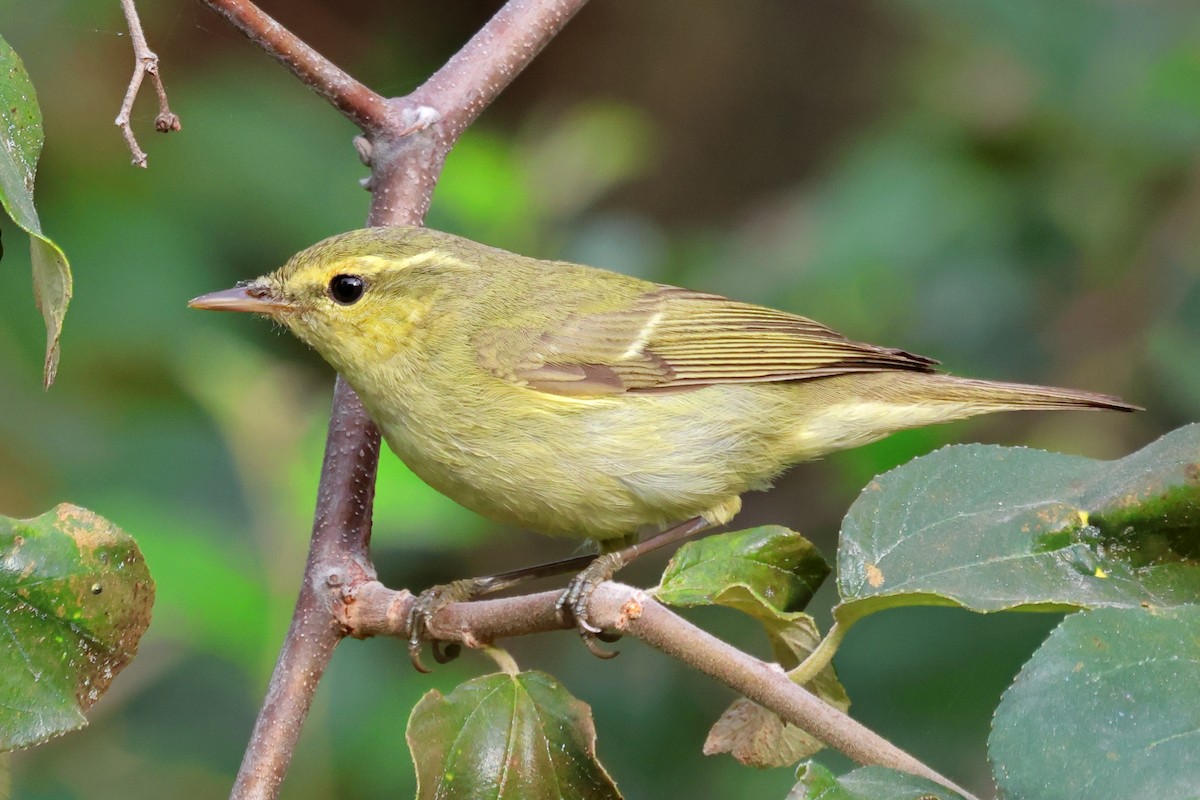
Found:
[199,0,390,134]
[343,582,979,800]
[116,0,180,167]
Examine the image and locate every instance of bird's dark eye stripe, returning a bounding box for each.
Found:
[329,274,366,305]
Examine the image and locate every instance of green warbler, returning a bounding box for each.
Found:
[190,226,1137,658]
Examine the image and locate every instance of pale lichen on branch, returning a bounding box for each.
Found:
[116,0,181,168]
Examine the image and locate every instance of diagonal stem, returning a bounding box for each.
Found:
[200,0,391,133]
[415,0,588,140]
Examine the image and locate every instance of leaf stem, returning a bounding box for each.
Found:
[790,620,847,687]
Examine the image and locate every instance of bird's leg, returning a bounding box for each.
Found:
[556,515,714,658]
[407,552,599,672]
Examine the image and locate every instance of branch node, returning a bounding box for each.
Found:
[616,590,646,630]
[396,104,442,137]
[155,111,182,133]
[353,135,373,166]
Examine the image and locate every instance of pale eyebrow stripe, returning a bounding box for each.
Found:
[391,251,475,270]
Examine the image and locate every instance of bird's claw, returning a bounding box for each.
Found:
[556,553,626,658]
[407,579,477,673]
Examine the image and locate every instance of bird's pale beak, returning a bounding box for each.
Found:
[188,283,292,314]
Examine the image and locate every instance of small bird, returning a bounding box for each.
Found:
[190,226,1138,662]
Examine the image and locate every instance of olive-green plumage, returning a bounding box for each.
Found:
[191,227,1137,541]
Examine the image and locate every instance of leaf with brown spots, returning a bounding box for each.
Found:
[835,424,1200,628]
[0,504,154,750]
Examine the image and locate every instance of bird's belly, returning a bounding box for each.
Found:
[371,385,791,541]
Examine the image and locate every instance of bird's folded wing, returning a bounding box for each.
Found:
[474,287,938,397]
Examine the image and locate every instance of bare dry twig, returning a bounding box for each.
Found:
[116,0,180,167]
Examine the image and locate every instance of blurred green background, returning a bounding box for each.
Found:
[1,0,1196,797]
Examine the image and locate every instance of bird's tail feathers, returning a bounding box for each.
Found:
[928,374,1141,413]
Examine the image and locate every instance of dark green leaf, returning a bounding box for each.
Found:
[0,34,72,387]
[787,762,967,799]
[407,671,620,800]
[656,526,829,618]
[658,527,846,766]
[990,605,1200,800]
[0,504,155,750]
[836,425,1200,626]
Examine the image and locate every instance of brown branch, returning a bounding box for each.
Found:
[415,0,584,142]
[342,582,979,800]
[366,0,591,226]
[229,380,379,800]
[200,0,390,133]
[116,0,181,167]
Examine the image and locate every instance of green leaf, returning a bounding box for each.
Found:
[407,671,621,800]
[656,526,829,618]
[0,35,72,388]
[990,606,1200,800]
[836,424,1200,627]
[0,504,155,750]
[657,527,847,767]
[787,762,967,799]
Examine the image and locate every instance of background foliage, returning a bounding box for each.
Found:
[1,1,1194,797]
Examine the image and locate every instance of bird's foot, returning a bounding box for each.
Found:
[407,578,485,673]
[555,552,627,659]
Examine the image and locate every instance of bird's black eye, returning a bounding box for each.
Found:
[329,274,365,305]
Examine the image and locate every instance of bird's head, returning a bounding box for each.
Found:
[189,226,477,371]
